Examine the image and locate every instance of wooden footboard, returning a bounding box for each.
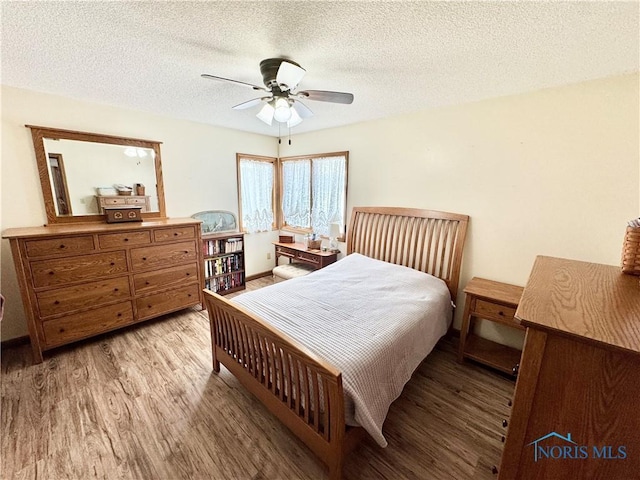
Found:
[203,289,364,480]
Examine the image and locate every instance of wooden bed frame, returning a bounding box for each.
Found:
[203,206,469,479]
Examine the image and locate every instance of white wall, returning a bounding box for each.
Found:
[1,85,277,341]
[280,73,640,347]
[3,74,638,347]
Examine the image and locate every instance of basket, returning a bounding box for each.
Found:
[621,225,640,275]
[307,239,322,250]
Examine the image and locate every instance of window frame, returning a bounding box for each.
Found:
[278,151,349,237]
[236,153,278,233]
[235,151,348,237]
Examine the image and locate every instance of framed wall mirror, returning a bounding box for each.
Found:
[28,125,167,224]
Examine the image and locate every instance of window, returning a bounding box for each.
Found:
[236,151,348,236]
[280,152,348,236]
[236,154,276,233]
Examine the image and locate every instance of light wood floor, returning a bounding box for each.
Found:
[1,276,514,480]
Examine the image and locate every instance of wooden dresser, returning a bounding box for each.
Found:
[3,218,203,363]
[96,194,151,213]
[499,256,640,479]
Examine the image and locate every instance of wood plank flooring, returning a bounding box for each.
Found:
[1,276,514,479]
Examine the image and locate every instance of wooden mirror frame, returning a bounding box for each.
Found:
[28,125,167,225]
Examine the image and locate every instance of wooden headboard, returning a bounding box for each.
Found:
[347,206,469,300]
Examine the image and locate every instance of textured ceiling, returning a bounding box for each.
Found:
[2,1,638,137]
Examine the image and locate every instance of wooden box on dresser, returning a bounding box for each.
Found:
[3,218,204,363]
[499,256,640,479]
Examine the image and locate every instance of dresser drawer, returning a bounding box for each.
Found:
[98,230,151,249]
[133,264,198,294]
[31,251,128,288]
[101,197,127,206]
[25,235,95,258]
[130,241,197,271]
[136,283,200,320]
[275,245,296,258]
[127,197,147,206]
[36,276,131,318]
[153,226,196,243]
[474,299,517,323]
[42,301,134,348]
[297,251,321,265]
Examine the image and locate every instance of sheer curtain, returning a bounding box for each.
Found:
[281,159,311,229]
[311,155,346,236]
[239,158,274,233]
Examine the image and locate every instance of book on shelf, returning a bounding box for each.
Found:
[203,237,243,256]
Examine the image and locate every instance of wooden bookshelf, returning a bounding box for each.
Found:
[202,232,245,297]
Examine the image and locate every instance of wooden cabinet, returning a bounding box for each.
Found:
[498,256,640,479]
[3,218,203,363]
[95,195,151,213]
[458,277,524,375]
[273,241,338,270]
[202,232,245,295]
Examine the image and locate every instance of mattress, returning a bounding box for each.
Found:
[232,252,452,447]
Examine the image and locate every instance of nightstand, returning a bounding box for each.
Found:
[457,277,524,376]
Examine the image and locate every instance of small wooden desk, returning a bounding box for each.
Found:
[273,242,338,270]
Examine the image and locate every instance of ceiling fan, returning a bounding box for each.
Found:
[201,58,354,128]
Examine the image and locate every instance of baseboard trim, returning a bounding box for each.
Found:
[1,335,30,349]
[245,270,273,282]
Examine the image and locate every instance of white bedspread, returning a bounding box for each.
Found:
[232,253,452,447]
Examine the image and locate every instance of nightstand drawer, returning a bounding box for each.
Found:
[474,299,517,324]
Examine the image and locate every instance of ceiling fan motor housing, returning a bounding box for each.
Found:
[259,58,301,89]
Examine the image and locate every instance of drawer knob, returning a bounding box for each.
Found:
[512,363,520,376]
[145,281,150,285]
[110,262,115,266]
[114,288,119,292]
[491,466,498,475]
[124,238,129,242]
[186,272,190,276]
[54,300,60,305]
[498,310,504,316]
[147,305,152,308]
[508,399,513,407]
[174,232,178,236]
[502,419,508,428]
[184,251,188,254]
[117,313,122,317]
[49,271,55,275]
[142,257,147,261]
[59,328,65,333]
[59,244,65,249]
[501,435,505,443]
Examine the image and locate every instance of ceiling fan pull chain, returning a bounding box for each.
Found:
[288,126,292,145]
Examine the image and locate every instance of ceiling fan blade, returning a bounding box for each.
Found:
[276,61,306,91]
[201,74,269,92]
[296,90,354,104]
[232,97,270,110]
[292,100,314,119]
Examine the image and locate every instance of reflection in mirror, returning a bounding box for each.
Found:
[28,125,166,224]
[43,139,158,216]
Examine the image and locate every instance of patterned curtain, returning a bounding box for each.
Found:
[311,156,346,236]
[239,158,274,233]
[281,159,311,228]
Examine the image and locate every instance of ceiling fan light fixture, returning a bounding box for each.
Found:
[256,102,275,125]
[273,97,292,122]
[287,108,303,128]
